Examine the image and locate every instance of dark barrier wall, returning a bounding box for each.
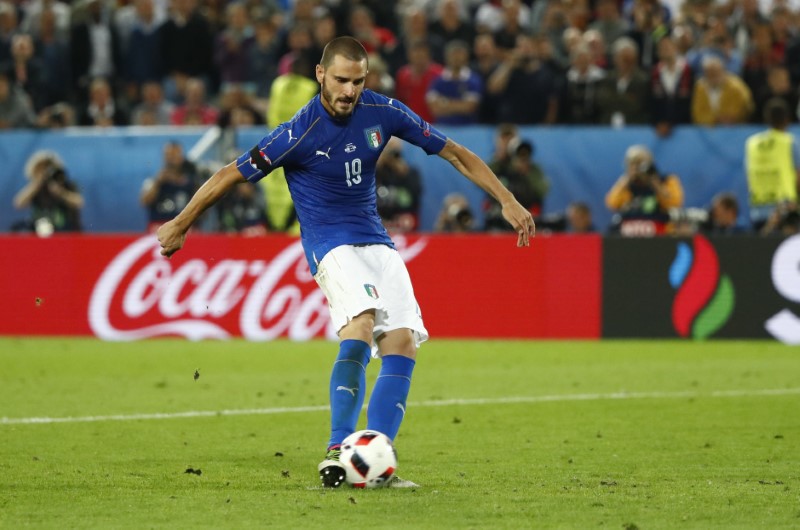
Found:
[604,234,800,341]
[4,125,800,233]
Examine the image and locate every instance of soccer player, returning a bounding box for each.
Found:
[157,36,535,488]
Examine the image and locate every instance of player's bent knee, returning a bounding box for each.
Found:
[377,329,417,359]
[339,311,376,343]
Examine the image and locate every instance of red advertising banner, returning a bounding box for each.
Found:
[0,234,601,340]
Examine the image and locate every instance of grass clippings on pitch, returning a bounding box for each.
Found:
[1,338,798,529]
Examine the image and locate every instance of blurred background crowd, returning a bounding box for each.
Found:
[4,0,800,237]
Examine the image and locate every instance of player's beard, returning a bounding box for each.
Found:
[321,79,357,119]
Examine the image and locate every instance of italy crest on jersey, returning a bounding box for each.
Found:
[364,125,384,150]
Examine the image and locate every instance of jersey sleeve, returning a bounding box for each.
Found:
[235,123,296,183]
[382,96,448,155]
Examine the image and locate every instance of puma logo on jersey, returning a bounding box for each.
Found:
[316,147,331,159]
[336,386,358,397]
[388,98,394,105]
[287,129,297,142]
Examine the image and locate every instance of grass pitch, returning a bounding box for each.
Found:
[1,338,798,529]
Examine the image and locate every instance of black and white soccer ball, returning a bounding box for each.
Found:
[340,430,398,488]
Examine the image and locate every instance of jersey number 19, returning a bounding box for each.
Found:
[344,159,362,187]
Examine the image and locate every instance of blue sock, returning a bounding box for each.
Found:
[328,339,371,449]
[366,355,416,441]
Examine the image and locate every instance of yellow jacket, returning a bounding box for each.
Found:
[606,174,685,212]
[691,74,753,126]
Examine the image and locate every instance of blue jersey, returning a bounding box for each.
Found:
[235,89,448,274]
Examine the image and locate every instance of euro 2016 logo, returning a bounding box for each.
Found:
[669,235,735,339]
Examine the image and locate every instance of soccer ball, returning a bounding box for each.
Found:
[339,430,398,488]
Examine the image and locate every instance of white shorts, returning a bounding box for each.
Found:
[313,244,429,356]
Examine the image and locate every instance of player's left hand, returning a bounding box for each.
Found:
[501,200,535,247]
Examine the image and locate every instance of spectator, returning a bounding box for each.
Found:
[247,16,280,100]
[471,33,502,124]
[595,37,651,125]
[744,98,800,230]
[79,77,128,126]
[20,0,69,39]
[493,0,528,51]
[691,55,753,125]
[375,138,423,233]
[31,7,70,108]
[485,139,549,229]
[12,150,83,235]
[0,1,18,65]
[606,144,684,236]
[364,53,395,96]
[651,35,693,137]
[588,0,629,51]
[348,5,396,57]
[36,101,75,129]
[170,77,218,126]
[426,40,482,126]
[565,201,595,233]
[583,29,610,70]
[159,0,214,103]
[626,0,668,70]
[488,122,520,176]
[434,192,475,232]
[538,201,596,233]
[759,202,800,236]
[394,40,442,125]
[753,66,798,125]
[0,70,36,129]
[139,141,200,232]
[4,33,47,111]
[217,85,263,129]
[699,192,743,235]
[686,25,743,77]
[429,0,474,54]
[563,42,605,124]
[487,34,560,125]
[130,80,174,125]
[277,23,314,77]
[215,181,269,236]
[390,7,444,68]
[475,0,530,35]
[70,0,121,100]
[120,0,163,102]
[742,21,783,101]
[214,2,255,92]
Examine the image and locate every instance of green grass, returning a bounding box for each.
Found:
[1,339,799,529]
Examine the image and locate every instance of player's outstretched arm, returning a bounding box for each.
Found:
[157,162,246,258]
[438,139,535,247]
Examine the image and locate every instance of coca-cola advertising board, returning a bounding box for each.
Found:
[0,234,601,340]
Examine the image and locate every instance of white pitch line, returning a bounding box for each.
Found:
[2,387,800,426]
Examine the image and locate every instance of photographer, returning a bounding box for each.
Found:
[375,138,422,233]
[435,192,475,233]
[13,150,83,235]
[605,144,684,236]
[140,141,201,232]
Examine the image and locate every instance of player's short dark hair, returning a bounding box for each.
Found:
[764,97,789,129]
[320,36,368,68]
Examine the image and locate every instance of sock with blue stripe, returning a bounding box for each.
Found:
[366,354,416,441]
[327,339,371,449]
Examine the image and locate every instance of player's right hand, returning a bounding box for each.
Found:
[156,220,186,258]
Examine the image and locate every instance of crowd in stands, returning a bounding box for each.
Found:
[2,0,800,130]
[6,0,800,237]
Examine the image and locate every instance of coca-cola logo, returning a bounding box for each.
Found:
[88,235,428,341]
